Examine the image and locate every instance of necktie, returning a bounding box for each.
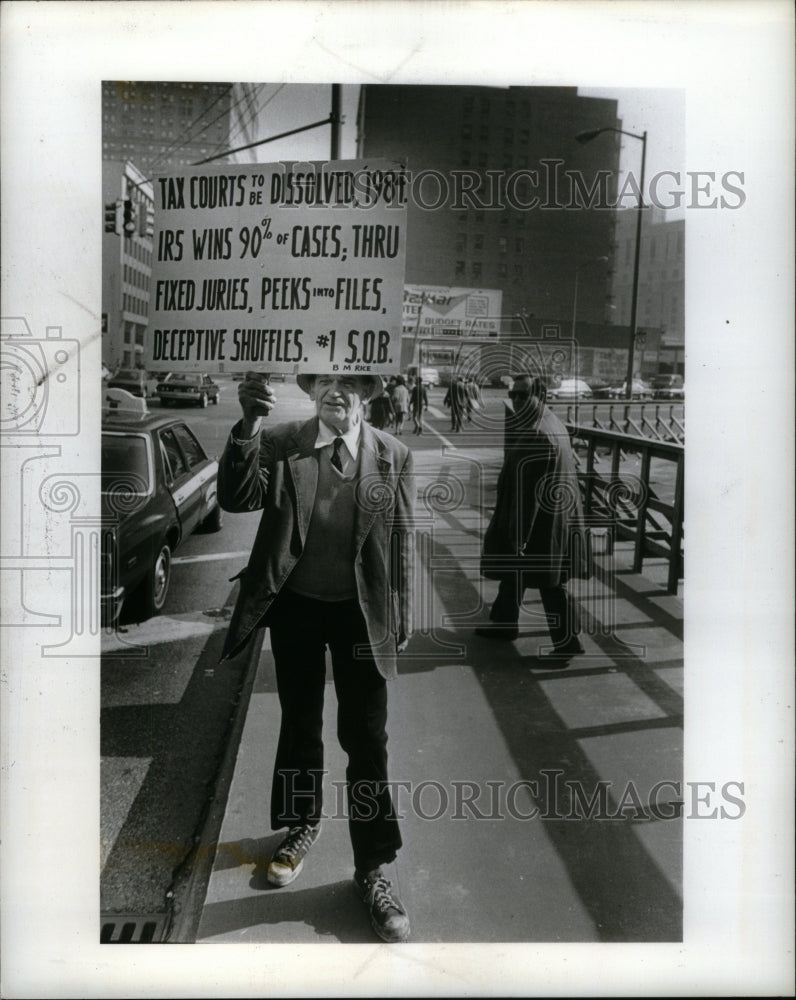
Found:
[331,436,344,474]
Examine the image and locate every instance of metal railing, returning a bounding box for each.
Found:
[565,422,684,594]
[551,401,684,445]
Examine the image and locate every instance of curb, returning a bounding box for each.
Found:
[165,626,266,943]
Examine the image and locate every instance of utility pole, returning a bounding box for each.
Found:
[330,84,342,160]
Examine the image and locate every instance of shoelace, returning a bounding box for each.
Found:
[277,824,316,860]
[366,875,402,915]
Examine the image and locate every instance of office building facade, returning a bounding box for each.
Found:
[357,85,621,331]
[611,206,684,373]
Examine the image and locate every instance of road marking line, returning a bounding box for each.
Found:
[423,421,457,451]
[172,551,251,565]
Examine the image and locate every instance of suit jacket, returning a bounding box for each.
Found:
[481,405,590,587]
[218,416,415,679]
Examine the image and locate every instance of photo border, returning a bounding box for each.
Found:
[1,1,793,996]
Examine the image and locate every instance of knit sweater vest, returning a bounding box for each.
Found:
[285,444,358,601]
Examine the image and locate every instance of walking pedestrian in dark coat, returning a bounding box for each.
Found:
[443,377,467,432]
[409,378,428,434]
[476,374,590,662]
[367,390,395,429]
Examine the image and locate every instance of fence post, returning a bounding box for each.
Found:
[667,451,685,594]
[633,449,652,574]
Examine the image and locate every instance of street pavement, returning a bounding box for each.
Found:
[193,433,684,945]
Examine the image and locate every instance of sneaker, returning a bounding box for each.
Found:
[266,823,320,887]
[354,869,410,943]
[474,624,520,641]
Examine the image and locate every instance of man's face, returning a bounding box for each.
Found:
[508,376,535,413]
[311,375,370,432]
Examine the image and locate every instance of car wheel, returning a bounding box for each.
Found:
[199,393,208,408]
[202,503,224,533]
[142,543,171,618]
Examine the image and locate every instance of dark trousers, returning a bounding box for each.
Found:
[268,589,402,873]
[489,574,581,647]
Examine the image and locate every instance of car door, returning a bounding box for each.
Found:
[158,425,202,537]
[170,422,218,531]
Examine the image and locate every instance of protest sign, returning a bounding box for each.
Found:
[147,159,407,375]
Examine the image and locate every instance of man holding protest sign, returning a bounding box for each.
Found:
[218,370,415,944]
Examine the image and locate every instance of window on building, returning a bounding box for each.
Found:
[498,237,507,254]
[498,263,507,277]
[474,234,484,251]
[472,261,482,279]
[455,233,467,253]
[455,260,465,277]
[515,238,524,253]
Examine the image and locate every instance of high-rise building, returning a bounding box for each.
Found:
[357,85,621,329]
[102,160,154,371]
[611,206,684,368]
[101,81,267,174]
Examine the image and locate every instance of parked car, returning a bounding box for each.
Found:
[608,378,652,400]
[107,368,156,399]
[550,377,593,400]
[586,377,614,398]
[649,374,685,400]
[101,389,222,624]
[157,372,220,407]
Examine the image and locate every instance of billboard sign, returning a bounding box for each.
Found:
[402,285,503,339]
[147,159,408,375]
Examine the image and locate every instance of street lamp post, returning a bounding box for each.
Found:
[576,126,647,400]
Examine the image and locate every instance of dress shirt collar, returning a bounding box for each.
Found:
[314,417,361,462]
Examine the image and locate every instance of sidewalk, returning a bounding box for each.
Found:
[194,446,683,944]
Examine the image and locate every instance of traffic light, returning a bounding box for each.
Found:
[139,203,155,239]
[122,199,137,236]
[104,202,120,234]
